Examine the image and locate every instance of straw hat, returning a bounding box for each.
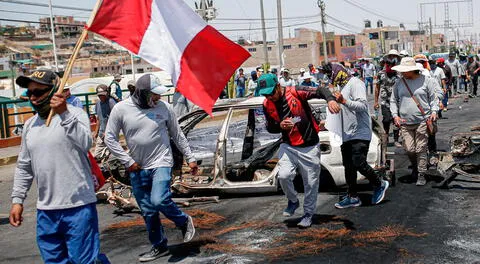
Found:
[392,57,422,72]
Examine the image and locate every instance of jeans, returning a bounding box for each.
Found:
[442,89,449,109]
[472,75,478,96]
[130,167,188,248]
[341,140,381,197]
[37,203,103,264]
[277,143,320,216]
[365,77,374,94]
[236,86,245,98]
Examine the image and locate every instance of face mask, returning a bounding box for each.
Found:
[385,64,395,74]
[32,87,57,119]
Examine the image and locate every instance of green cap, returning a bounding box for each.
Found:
[257,73,278,96]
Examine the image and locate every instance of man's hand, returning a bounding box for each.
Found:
[127,162,141,172]
[280,118,294,131]
[189,162,199,175]
[327,100,341,114]
[430,112,438,122]
[374,102,380,109]
[9,204,23,227]
[394,116,406,127]
[50,93,67,115]
[334,92,347,105]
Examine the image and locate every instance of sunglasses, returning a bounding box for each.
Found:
[26,86,53,98]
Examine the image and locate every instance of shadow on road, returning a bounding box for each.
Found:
[0,217,9,226]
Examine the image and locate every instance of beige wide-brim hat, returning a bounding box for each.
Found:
[392,57,422,72]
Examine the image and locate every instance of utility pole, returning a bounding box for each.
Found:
[260,0,269,67]
[276,0,284,69]
[318,0,328,65]
[194,0,217,22]
[429,17,433,52]
[48,0,59,71]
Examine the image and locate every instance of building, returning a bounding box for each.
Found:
[39,16,85,38]
[357,23,446,57]
[240,28,363,73]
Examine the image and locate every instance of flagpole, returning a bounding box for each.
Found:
[46,0,104,126]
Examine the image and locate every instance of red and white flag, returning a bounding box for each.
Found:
[87,0,250,114]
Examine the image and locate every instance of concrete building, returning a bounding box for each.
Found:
[357,25,446,57]
[241,28,363,73]
[39,16,85,38]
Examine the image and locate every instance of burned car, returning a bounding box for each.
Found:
[171,97,393,195]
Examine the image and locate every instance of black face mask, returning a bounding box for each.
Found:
[31,85,58,119]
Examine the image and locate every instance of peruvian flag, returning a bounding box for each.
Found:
[87,0,250,114]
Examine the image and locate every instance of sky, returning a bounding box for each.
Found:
[1,0,479,42]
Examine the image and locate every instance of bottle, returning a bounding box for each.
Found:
[374,108,379,120]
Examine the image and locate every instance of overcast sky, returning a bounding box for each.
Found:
[1,0,479,42]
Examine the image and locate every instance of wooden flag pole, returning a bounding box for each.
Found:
[46,0,103,126]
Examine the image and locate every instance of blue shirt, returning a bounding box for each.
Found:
[66,95,83,109]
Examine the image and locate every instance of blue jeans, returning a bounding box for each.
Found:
[365,77,374,94]
[37,203,106,264]
[130,167,188,248]
[236,86,245,98]
[442,89,449,109]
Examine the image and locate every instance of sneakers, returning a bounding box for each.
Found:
[181,215,195,243]
[416,174,427,186]
[138,246,169,262]
[297,214,313,228]
[283,200,300,217]
[335,196,362,209]
[372,180,389,205]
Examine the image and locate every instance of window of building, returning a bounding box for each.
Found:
[340,36,356,47]
[298,44,308,49]
[0,65,3,71]
[126,69,132,74]
[137,68,144,73]
[267,47,272,51]
[283,45,292,50]
[248,48,257,52]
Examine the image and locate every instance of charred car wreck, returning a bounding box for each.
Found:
[171,97,394,195]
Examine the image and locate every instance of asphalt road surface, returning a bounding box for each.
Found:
[0,96,479,264]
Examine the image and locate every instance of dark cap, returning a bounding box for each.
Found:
[16,70,58,88]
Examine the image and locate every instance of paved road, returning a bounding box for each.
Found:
[1,96,479,264]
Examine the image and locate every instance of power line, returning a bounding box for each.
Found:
[215,13,321,22]
[326,14,362,31]
[341,0,410,25]
[0,0,91,12]
[0,9,89,19]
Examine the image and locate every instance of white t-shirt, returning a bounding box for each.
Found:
[431,67,446,87]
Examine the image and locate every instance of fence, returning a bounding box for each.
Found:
[0,90,175,139]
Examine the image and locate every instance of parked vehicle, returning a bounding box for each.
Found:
[171,96,394,195]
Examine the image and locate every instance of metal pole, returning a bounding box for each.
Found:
[276,0,284,69]
[260,0,269,65]
[10,54,16,97]
[130,53,135,82]
[429,17,434,52]
[48,0,59,71]
[319,0,328,65]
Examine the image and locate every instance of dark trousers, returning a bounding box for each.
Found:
[473,75,478,96]
[428,134,437,153]
[341,140,381,197]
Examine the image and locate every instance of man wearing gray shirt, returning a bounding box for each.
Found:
[326,64,389,209]
[391,58,439,186]
[104,74,198,262]
[446,52,462,95]
[10,70,105,263]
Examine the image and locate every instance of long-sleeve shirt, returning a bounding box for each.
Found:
[11,106,96,210]
[104,98,195,169]
[66,95,83,109]
[390,75,439,125]
[339,77,372,142]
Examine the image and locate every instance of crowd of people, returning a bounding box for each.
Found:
[8,47,480,263]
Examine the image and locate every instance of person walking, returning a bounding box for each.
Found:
[104,74,197,262]
[390,58,439,186]
[362,59,376,95]
[257,73,340,227]
[109,74,123,102]
[235,68,247,98]
[445,52,462,96]
[436,58,452,112]
[93,84,117,161]
[10,70,107,263]
[466,54,480,97]
[247,70,258,96]
[374,50,402,147]
[323,64,389,209]
[300,72,318,87]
